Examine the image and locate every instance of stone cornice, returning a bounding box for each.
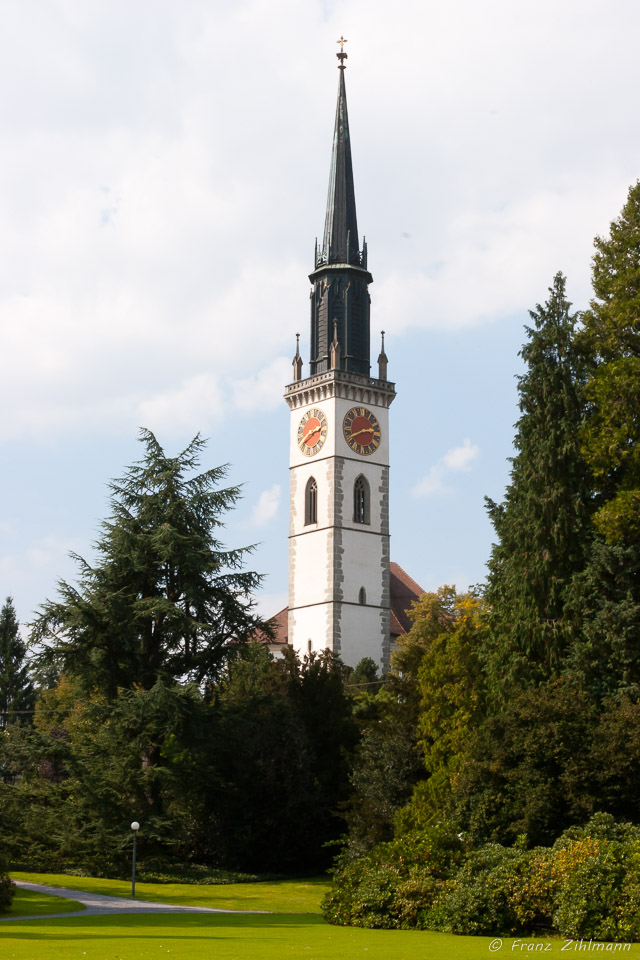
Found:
[284,369,396,410]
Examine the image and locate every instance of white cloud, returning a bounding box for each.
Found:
[250,484,281,528]
[2,0,639,444]
[135,373,225,436]
[413,440,479,498]
[231,357,292,413]
[442,440,479,472]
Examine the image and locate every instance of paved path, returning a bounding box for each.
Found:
[1,880,269,922]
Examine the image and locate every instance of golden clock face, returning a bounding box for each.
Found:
[343,407,382,456]
[298,408,328,456]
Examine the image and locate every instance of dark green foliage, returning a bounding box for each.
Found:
[0,677,213,873]
[428,842,531,935]
[484,273,592,688]
[565,540,640,697]
[563,185,640,696]
[0,848,15,913]
[205,645,358,872]
[338,589,486,860]
[32,430,264,697]
[323,197,640,936]
[322,824,465,929]
[324,815,640,940]
[413,592,487,817]
[551,815,640,941]
[340,719,423,860]
[431,817,640,939]
[450,684,640,847]
[282,646,357,810]
[451,680,597,845]
[0,434,357,876]
[0,597,34,729]
[347,657,380,686]
[588,694,640,820]
[580,181,640,547]
[0,645,357,875]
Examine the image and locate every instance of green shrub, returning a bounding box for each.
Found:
[0,850,15,913]
[322,824,464,928]
[550,815,640,941]
[427,842,533,936]
[323,815,640,940]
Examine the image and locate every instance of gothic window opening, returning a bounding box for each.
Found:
[305,477,318,525]
[359,587,367,605]
[353,474,370,524]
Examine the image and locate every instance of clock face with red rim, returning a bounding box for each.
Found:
[343,407,382,456]
[298,408,328,456]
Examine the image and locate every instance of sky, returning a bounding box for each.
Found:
[2,0,640,628]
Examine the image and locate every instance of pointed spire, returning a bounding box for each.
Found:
[321,43,360,266]
[292,332,303,382]
[377,330,388,381]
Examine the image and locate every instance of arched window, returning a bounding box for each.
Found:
[305,477,317,525]
[353,475,370,524]
[358,586,367,605]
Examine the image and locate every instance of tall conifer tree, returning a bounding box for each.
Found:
[580,181,640,545]
[566,184,640,696]
[484,273,592,689]
[32,430,264,697]
[0,597,34,728]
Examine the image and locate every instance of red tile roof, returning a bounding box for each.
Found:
[389,562,424,636]
[262,606,288,645]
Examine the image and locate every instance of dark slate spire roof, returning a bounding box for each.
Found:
[308,47,372,377]
[321,60,360,266]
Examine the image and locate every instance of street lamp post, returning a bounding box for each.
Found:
[130,821,140,898]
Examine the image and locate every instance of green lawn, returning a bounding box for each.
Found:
[9,871,329,913]
[3,874,640,960]
[2,887,82,918]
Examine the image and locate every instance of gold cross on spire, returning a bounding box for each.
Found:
[336,35,348,66]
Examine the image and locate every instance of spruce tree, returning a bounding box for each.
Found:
[483,273,592,689]
[565,183,640,696]
[0,597,34,728]
[32,430,264,697]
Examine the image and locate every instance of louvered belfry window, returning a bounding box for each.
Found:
[354,475,370,524]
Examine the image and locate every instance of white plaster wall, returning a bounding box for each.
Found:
[288,385,392,666]
[340,604,387,668]
[340,527,385,606]
[290,603,332,655]
[290,528,332,608]
[290,456,333,535]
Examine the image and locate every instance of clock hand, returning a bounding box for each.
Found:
[349,427,375,441]
[303,424,322,444]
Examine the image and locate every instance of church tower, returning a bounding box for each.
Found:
[284,44,396,670]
